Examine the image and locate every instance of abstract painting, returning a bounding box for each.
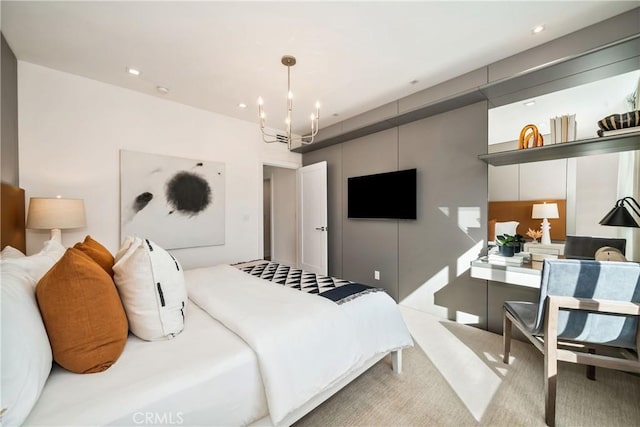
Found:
[120,150,225,249]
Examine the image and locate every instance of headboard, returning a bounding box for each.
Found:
[1,183,26,253]
[488,199,566,242]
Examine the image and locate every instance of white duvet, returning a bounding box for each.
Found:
[185,264,412,425]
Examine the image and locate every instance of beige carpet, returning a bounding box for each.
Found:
[294,320,640,426]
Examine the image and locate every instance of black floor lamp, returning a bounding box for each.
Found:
[599,196,640,228]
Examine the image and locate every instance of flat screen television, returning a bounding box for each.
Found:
[347,168,417,220]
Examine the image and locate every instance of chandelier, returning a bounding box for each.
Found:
[258,55,320,149]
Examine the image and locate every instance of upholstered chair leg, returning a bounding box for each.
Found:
[586,349,596,380]
[503,310,512,364]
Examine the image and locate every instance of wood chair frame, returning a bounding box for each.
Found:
[503,296,640,427]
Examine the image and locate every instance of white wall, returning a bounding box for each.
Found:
[270,167,296,266]
[18,62,301,269]
[574,152,624,238]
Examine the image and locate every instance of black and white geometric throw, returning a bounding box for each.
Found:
[235,260,384,304]
[237,261,352,294]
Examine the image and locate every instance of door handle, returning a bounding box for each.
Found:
[315,226,328,231]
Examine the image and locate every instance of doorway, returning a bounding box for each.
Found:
[263,165,297,266]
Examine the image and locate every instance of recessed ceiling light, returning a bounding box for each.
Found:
[523,100,536,107]
[156,86,169,95]
[532,25,545,35]
[126,67,141,76]
[238,103,247,109]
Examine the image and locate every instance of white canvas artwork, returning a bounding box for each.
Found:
[120,150,225,249]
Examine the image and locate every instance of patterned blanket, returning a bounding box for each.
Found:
[235,260,382,304]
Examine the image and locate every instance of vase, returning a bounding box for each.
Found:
[498,245,515,257]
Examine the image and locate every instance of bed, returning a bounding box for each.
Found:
[24,303,268,426]
[1,183,413,426]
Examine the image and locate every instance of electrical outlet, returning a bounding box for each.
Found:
[374,270,380,280]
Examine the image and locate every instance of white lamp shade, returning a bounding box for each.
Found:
[532,202,559,219]
[26,198,86,230]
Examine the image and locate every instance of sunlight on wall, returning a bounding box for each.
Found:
[401,266,450,318]
[456,240,484,278]
[457,206,481,234]
[456,310,480,324]
[401,306,507,421]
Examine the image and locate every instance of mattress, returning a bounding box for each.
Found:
[24,303,268,427]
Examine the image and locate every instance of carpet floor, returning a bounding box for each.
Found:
[294,317,640,426]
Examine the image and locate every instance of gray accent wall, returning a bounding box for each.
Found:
[398,102,488,325]
[303,102,488,327]
[342,128,399,301]
[1,33,19,186]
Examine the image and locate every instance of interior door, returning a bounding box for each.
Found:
[297,161,328,275]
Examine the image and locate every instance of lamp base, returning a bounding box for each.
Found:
[540,219,551,245]
[50,228,62,243]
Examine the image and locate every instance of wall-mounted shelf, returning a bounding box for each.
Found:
[478,131,640,166]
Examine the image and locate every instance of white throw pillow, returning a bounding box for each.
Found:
[1,263,53,426]
[0,245,25,259]
[2,239,66,283]
[113,236,187,341]
[494,221,520,238]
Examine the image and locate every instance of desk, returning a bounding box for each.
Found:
[470,257,543,288]
[471,257,542,336]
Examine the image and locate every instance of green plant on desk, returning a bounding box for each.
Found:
[496,233,524,257]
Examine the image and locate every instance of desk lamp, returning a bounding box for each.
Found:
[532,202,559,245]
[599,196,640,228]
[26,197,86,243]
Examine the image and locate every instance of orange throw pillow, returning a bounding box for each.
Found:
[36,248,128,374]
[74,235,114,277]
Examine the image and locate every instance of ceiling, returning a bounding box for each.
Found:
[2,1,638,135]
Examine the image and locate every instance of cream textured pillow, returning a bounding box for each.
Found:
[0,245,25,259]
[2,239,65,283]
[113,236,187,341]
[595,246,627,262]
[1,263,52,426]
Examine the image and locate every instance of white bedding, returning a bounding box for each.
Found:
[24,303,267,427]
[186,264,412,425]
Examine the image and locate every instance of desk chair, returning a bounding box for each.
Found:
[564,235,626,260]
[502,259,640,426]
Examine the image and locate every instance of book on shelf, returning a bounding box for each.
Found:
[561,115,569,142]
[549,114,577,143]
[554,116,562,143]
[568,114,576,141]
[597,126,640,137]
[488,254,524,265]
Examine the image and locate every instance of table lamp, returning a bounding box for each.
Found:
[532,202,559,245]
[26,197,86,243]
[599,196,640,227]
